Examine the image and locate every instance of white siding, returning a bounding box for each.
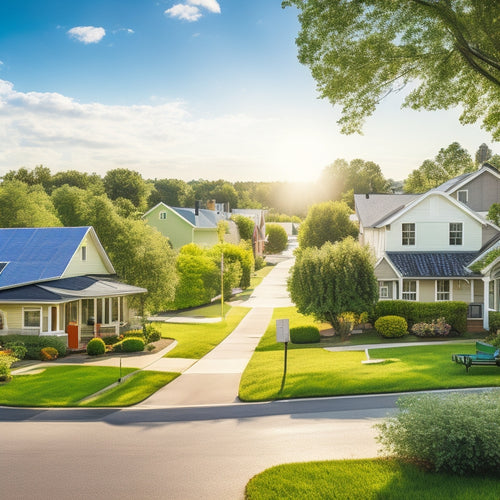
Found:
[385,195,483,252]
[63,235,110,277]
[362,227,386,259]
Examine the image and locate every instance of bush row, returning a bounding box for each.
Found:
[374,301,467,334]
[0,335,67,359]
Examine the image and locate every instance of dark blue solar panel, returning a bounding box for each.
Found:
[0,227,90,289]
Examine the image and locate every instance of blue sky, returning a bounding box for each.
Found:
[0,1,495,183]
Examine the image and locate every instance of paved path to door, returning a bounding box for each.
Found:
[139,257,295,407]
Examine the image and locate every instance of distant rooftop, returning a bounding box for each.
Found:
[354,193,419,228]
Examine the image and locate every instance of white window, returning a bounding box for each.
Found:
[23,308,41,328]
[402,223,415,246]
[436,280,451,301]
[81,245,87,261]
[449,223,463,246]
[402,280,417,301]
[378,281,393,299]
[457,190,468,203]
[159,211,167,220]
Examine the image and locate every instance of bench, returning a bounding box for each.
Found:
[452,341,500,372]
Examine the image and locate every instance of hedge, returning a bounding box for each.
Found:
[374,301,467,334]
[290,326,320,344]
[488,311,500,335]
[0,335,67,359]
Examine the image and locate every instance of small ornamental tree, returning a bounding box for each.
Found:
[298,201,358,249]
[265,223,288,254]
[288,237,378,332]
[232,214,255,241]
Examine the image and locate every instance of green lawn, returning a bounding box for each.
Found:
[239,308,499,401]
[0,365,136,407]
[81,370,179,406]
[173,302,232,318]
[1,366,179,407]
[245,458,500,500]
[156,306,250,359]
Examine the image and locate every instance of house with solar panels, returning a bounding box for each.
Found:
[354,163,500,331]
[0,227,146,348]
[143,201,239,250]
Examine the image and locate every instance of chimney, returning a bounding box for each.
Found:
[207,199,216,211]
[195,200,200,216]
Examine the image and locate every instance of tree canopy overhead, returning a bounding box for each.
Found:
[283,0,500,139]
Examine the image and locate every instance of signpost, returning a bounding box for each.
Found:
[276,319,290,393]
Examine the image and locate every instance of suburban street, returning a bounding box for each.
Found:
[0,397,395,500]
[0,249,395,499]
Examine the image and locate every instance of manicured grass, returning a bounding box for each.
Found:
[81,370,179,407]
[174,302,232,318]
[0,365,136,407]
[245,458,500,500]
[239,309,499,401]
[156,306,250,359]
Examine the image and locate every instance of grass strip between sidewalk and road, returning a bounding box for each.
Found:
[1,366,180,407]
[80,370,179,407]
[238,307,500,401]
[245,458,500,500]
[156,306,250,359]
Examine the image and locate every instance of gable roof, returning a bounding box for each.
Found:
[143,202,226,229]
[0,227,114,290]
[354,193,421,228]
[374,190,491,228]
[435,163,500,194]
[386,252,480,278]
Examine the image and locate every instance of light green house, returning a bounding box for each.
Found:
[143,202,231,249]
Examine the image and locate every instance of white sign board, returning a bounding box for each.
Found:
[276,319,290,343]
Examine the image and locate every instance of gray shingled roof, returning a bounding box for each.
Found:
[386,252,480,278]
[171,207,224,228]
[354,194,420,227]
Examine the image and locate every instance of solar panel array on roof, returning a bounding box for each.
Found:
[0,227,90,290]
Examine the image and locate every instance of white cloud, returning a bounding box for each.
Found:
[0,79,292,181]
[165,4,202,22]
[187,0,221,14]
[67,26,106,44]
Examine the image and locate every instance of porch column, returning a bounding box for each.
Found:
[398,277,403,300]
[483,277,490,330]
[470,279,474,303]
[94,298,98,337]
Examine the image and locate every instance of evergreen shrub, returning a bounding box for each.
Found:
[87,337,106,356]
[374,315,407,338]
[290,326,320,344]
[0,335,67,359]
[120,337,145,352]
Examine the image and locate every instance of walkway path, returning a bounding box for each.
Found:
[139,256,296,406]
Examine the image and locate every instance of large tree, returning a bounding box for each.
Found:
[283,1,500,139]
[288,237,378,330]
[404,142,475,192]
[103,168,149,211]
[148,178,195,208]
[298,201,358,249]
[0,181,61,228]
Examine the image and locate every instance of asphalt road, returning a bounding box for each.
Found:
[0,395,399,500]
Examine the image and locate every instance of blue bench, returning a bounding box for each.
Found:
[452,341,500,373]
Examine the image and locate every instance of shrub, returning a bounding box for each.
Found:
[102,335,120,345]
[488,311,500,335]
[374,301,467,334]
[290,326,320,344]
[411,317,451,337]
[40,347,59,361]
[232,214,255,241]
[0,355,16,382]
[265,224,288,254]
[376,392,500,475]
[5,341,27,360]
[120,337,145,353]
[0,335,67,359]
[87,337,106,356]
[334,311,358,340]
[144,324,161,343]
[374,315,407,338]
[122,329,144,339]
[254,256,266,271]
